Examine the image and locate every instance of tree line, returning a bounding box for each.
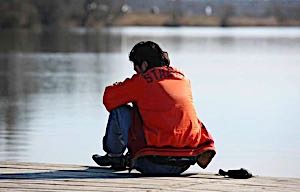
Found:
[1,0,299,29]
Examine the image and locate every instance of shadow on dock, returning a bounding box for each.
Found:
[0,166,201,180]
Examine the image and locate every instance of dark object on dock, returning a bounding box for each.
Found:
[219,168,253,179]
[92,154,130,171]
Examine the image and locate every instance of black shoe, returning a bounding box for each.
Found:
[92,154,128,170]
[92,154,111,166]
[196,150,216,169]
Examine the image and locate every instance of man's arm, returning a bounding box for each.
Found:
[103,74,141,111]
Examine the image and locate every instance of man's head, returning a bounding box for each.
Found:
[129,41,170,74]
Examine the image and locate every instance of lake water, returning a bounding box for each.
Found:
[0,27,299,178]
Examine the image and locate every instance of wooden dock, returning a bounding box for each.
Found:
[0,161,299,192]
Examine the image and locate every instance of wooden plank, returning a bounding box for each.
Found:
[0,161,299,192]
[0,161,86,170]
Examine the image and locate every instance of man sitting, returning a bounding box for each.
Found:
[93,41,216,175]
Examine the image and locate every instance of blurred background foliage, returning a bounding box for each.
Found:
[0,0,300,29]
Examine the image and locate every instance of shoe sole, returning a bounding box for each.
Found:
[92,154,110,167]
[92,154,127,170]
[197,150,216,169]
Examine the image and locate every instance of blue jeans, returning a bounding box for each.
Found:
[102,105,190,175]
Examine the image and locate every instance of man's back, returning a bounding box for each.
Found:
[136,66,201,148]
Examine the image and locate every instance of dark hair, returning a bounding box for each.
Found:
[129,41,170,71]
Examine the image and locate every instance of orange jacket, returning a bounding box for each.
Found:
[103,66,215,159]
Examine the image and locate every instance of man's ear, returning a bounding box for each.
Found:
[141,61,148,73]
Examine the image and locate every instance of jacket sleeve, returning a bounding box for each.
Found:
[103,74,141,111]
